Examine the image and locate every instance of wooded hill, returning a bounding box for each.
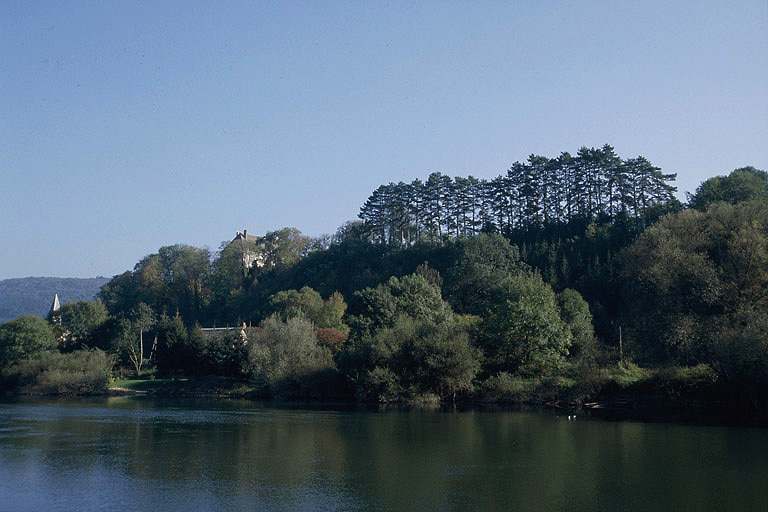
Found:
[0,277,109,323]
[2,146,766,406]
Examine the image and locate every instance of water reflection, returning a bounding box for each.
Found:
[0,398,766,511]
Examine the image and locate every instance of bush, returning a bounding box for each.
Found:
[354,366,403,402]
[201,331,249,377]
[601,360,650,388]
[245,316,336,398]
[315,327,347,351]
[4,349,113,395]
[647,364,719,396]
[707,309,768,383]
[478,372,535,403]
[347,316,481,402]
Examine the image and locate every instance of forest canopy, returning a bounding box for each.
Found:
[2,145,766,403]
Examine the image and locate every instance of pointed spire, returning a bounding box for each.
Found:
[50,294,61,315]
[49,294,62,326]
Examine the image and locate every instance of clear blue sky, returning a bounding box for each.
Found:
[2,1,766,280]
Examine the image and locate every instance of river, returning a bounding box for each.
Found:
[0,398,766,511]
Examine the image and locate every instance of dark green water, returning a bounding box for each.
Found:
[0,398,766,511]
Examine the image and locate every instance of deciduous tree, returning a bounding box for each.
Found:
[0,315,56,368]
[482,272,571,376]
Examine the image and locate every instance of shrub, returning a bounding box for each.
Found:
[5,349,113,395]
[706,309,768,383]
[648,364,719,396]
[601,360,650,388]
[315,327,347,350]
[478,372,535,403]
[347,316,481,402]
[245,316,336,398]
[354,366,403,402]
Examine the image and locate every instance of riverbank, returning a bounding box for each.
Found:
[475,363,768,426]
[107,376,266,398]
[4,361,764,426]
[97,367,768,427]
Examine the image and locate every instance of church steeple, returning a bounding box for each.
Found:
[49,294,61,325]
[49,294,60,315]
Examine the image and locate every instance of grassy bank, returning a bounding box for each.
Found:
[108,375,268,398]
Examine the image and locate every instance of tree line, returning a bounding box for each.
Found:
[359,145,677,245]
[1,154,766,405]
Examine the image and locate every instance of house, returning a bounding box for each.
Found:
[231,229,267,270]
[200,322,249,344]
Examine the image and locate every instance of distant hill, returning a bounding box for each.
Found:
[0,277,111,323]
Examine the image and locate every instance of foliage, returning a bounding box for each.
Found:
[601,360,650,388]
[358,145,676,244]
[414,261,443,288]
[504,215,660,346]
[4,349,113,395]
[269,287,324,321]
[442,233,523,315]
[0,315,56,367]
[621,209,718,361]
[269,287,350,334]
[352,273,454,336]
[557,289,596,360]
[406,320,481,399]
[244,316,336,397]
[318,291,349,334]
[706,308,768,382]
[482,272,572,376]
[477,372,537,403]
[315,327,347,350]
[261,227,313,270]
[103,302,157,376]
[199,330,249,378]
[621,201,768,379]
[48,150,767,404]
[127,302,156,375]
[645,364,719,395]
[689,166,768,210]
[210,237,252,303]
[353,366,403,403]
[99,245,212,322]
[348,316,480,401]
[454,313,483,333]
[162,326,239,377]
[154,313,192,375]
[331,220,370,245]
[57,300,108,349]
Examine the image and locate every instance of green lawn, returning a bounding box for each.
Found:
[109,378,188,391]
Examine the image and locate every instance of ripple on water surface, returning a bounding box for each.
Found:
[0,399,766,511]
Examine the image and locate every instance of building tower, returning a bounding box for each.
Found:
[49,293,61,325]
